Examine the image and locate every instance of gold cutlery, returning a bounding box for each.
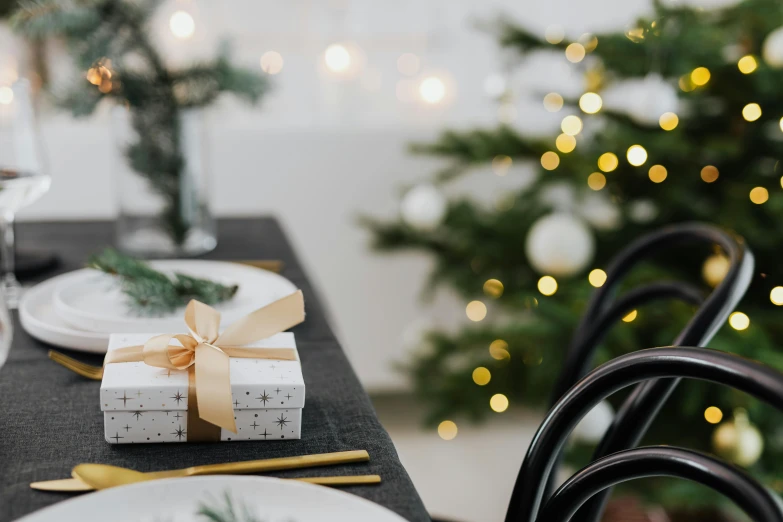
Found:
[30,474,381,492]
[48,350,103,380]
[31,450,371,491]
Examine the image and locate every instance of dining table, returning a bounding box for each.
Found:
[0,218,430,522]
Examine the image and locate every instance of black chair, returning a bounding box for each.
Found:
[508,347,783,522]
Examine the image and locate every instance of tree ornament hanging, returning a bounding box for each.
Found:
[712,409,764,467]
[400,184,447,231]
[702,254,730,287]
[525,213,595,277]
[763,26,783,68]
[573,400,614,443]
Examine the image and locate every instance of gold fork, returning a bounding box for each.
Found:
[48,350,104,380]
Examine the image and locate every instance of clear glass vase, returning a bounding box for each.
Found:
[113,106,216,257]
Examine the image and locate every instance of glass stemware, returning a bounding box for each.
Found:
[0,78,50,308]
[0,285,12,369]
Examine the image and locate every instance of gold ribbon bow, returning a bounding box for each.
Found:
[104,290,305,435]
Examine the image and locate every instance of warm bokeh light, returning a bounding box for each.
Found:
[260,51,284,75]
[419,76,446,104]
[750,186,769,204]
[492,155,512,176]
[626,145,648,166]
[556,133,576,153]
[622,310,638,322]
[770,286,783,306]
[588,268,607,287]
[0,86,13,105]
[659,112,679,131]
[396,53,420,76]
[169,10,195,39]
[729,311,750,331]
[648,164,667,183]
[561,115,583,136]
[598,152,619,172]
[490,393,509,413]
[579,33,598,52]
[579,92,602,114]
[742,103,762,122]
[541,151,560,170]
[545,25,565,44]
[701,165,719,183]
[483,278,504,298]
[489,339,510,360]
[587,172,606,191]
[691,67,710,86]
[679,75,695,92]
[704,406,723,424]
[466,300,487,321]
[538,276,558,296]
[738,55,758,74]
[543,92,564,112]
[438,420,458,440]
[472,367,491,386]
[565,43,586,63]
[325,44,351,72]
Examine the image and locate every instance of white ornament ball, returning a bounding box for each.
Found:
[712,412,764,467]
[525,213,595,277]
[628,199,659,224]
[573,400,615,443]
[763,26,783,68]
[400,184,447,230]
[579,193,621,231]
[540,183,577,211]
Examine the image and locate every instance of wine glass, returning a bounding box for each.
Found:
[0,78,50,308]
[0,286,12,369]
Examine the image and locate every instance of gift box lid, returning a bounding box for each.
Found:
[100,332,305,412]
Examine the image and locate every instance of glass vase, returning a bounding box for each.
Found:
[113,106,216,257]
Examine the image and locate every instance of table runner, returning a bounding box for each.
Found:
[0,218,429,522]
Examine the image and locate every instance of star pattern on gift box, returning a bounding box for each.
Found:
[275,414,289,429]
[256,391,271,405]
[171,391,186,404]
[171,425,186,440]
[132,411,143,420]
[115,391,134,406]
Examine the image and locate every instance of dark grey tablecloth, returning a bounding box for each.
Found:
[0,219,429,522]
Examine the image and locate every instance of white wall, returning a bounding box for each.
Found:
[2,0,667,390]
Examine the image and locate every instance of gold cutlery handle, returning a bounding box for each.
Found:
[188,450,370,476]
[293,475,381,486]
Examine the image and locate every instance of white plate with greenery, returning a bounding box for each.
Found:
[52,259,298,334]
[18,476,407,522]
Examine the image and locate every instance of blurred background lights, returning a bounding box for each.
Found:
[738,55,758,74]
[588,268,607,287]
[750,186,769,204]
[659,112,679,130]
[565,43,586,63]
[770,286,783,305]
[540,151,560,170]
[538,275,558,296]
[472,367,491,386]
[743,103,762,121]
[437,420,458,440]
[489,339,510,360]
[483,278,504,298]
[325,44,351,73]
[561,115,583,135]
[691,67,711,86]
[579,33,598,52]
[466,300,487,321]
[490,393,509,412]
[729,311,750,330]
[491,155,512,176]
[579,92,602,114]
[780,117,783,132]
[419,76,446,104]
[622,309,638,322]
[587,172,606,191]
[545,25,565,44]
[701,165,719,183]
[397,53,420,76]
[543,92,564,112]
[555,133,576,153]
[260,51,284,75]
[679,74,696,92]
[648,164,667,183]
[704,406,723,424]
[0,86,13,105]
[483,74,506,98]
[598,152,618,172]
[169,10,195,39]
[627,145,648,166]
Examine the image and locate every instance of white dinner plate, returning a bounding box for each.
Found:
[52,260,298,334]
[19,271,110,352]
[18,475,407,522]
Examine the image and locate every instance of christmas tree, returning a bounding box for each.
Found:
[364,0,783,515]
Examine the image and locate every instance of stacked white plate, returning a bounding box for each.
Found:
[19,260,298,353]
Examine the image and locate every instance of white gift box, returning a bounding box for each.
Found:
[101,332,305,444]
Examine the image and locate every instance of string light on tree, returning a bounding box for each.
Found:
[260,51,284,75]
[490,393,509,412]
[703,254,730,286]
[472,367,491,386]
[588,268,607,287]
[537,276,558,296]
[579,92,602,114]
[729,311,750,331]
[543,92,564,112]
[738,55,758,74]
[750,186,769,204]
[483,279,504,298]
[556,133,576,153]
[438,420,458,440]
[489,339,510,360]
[598,152,618,172]
[540,151,560,170]
[626,145,648,166]
[466,300,487,321]
[565,43,586,63]
[587,172,606,191]
[561,115,583,135]
[419,76,446,104]
[704,406,723,424]
[622,310,638,322]
[743,103,762,122]
[169,10,195,39]
[691,67,711,86]
[659,112,679,130]
[771,286,783,306]
[578,33,598,52]
[701,165,719,183]
[324,44,351,73]
[648,164,667,183]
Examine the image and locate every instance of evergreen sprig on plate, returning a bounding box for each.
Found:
[198,493,262,522]
[87,249,238,315]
